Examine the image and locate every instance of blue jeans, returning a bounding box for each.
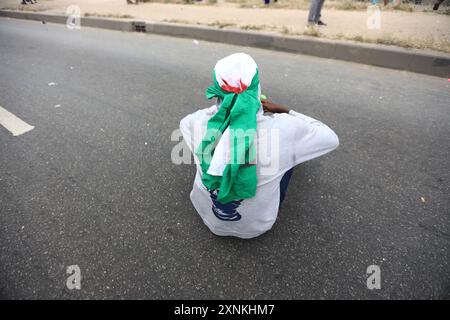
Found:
[307,0,325,23]
[279,168,294,205]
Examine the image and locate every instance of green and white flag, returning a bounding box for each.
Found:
[196,53,261,204]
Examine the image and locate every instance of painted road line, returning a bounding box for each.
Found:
[0,106,35,136]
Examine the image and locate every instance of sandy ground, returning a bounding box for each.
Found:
[1,0,449,52]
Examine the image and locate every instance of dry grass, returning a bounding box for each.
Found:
[163,18,238,28]
[141,0,196,4]
[240,24,266,30]
[303,26,321,37]
[143,0,448,15]
[84,12,135,19]
[390,2,414,12]
[235,0,310,9]
[423,7,450,15]
[279,25,450,53]
[162,17,449,53]
[4,4,50,12]
[162,18,192,24]
[164,0,424,12]
[328,33,450,53]
[208,20,237,28]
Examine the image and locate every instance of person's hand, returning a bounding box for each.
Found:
[261,99,290,114]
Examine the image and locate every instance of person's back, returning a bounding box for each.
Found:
[180,53,339,238]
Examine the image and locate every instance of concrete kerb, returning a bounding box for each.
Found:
[1,10,449,78]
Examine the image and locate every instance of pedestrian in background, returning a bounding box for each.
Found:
[264,0,278,6]
[433,0,446,10]
[307,0,326,27]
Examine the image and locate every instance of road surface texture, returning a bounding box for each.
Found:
[0,18,449,299]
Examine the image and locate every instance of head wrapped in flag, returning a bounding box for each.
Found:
[196,53,261,204]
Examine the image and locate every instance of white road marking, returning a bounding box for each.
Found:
[0,106,35,136]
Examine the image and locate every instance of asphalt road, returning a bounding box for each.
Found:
[0,18,449,300]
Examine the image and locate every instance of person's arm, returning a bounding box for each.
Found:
[262,99,339,167]
[261,99,290,114]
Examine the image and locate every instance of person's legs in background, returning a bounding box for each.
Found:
[433,0,445,10]
[316,0,326,25]
[307,0,320,25]
[307,0,326,26]
[279,168,294,206]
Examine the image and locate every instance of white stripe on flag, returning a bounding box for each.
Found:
[0,106,35,136]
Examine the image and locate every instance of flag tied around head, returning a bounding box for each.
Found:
[196,53,261,204]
